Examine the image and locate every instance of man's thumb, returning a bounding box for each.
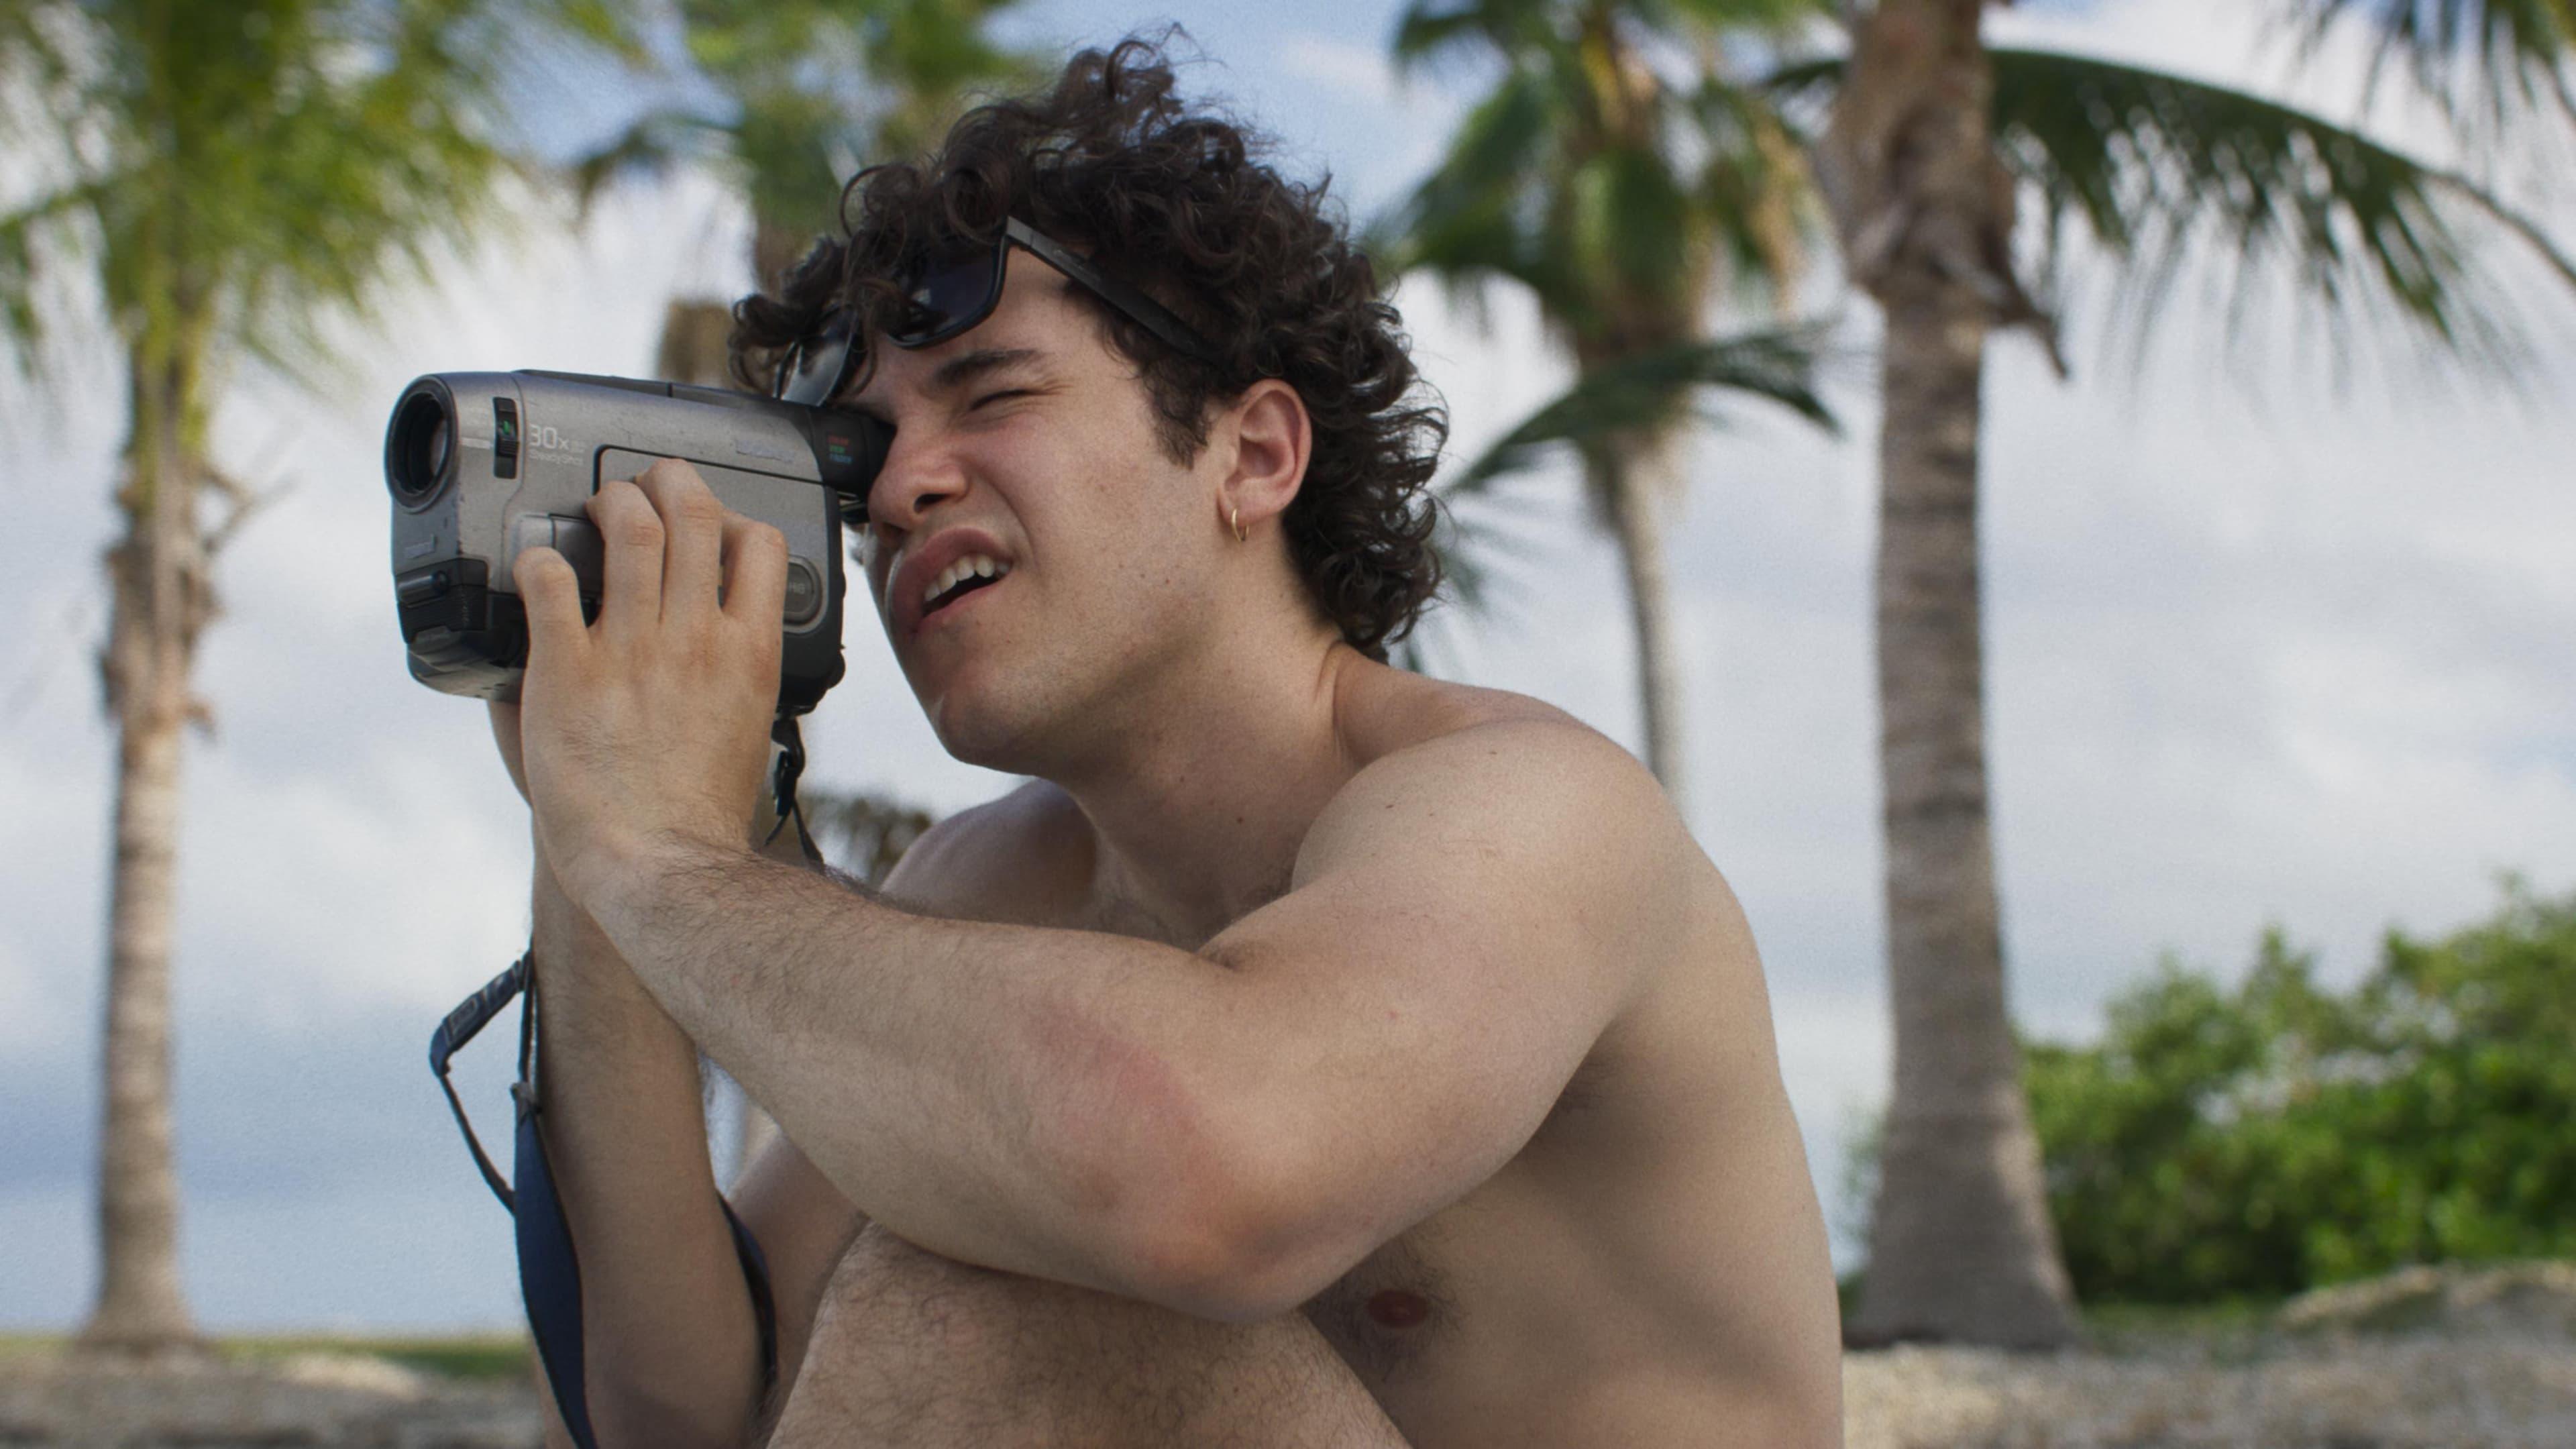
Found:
[513,546,587,651]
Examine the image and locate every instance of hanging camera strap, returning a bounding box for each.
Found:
[428,713,823,1447]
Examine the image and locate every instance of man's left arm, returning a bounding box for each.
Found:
[566,720,1685,1322]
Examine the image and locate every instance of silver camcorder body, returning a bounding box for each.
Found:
[383,370,888,715]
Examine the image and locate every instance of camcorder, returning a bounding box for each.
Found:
[382,370,890,715]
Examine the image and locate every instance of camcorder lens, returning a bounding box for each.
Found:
[390,391,455,504]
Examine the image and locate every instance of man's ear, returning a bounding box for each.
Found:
[1216,379,1311,538]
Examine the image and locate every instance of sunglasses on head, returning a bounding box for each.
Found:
[773,217,1217,408]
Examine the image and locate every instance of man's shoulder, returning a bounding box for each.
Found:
[877,780,1091,924]
[1333,664,1586,765]
[1331,668,1674,826]
[1307,666,1695,896]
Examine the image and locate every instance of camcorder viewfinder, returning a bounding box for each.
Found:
[383,370,890,716]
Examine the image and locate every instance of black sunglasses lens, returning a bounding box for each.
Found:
[892,244,1002,347]
[777,311,858,407]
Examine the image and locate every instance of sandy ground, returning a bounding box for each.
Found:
[7,1265,2571,1448]
[0,1350,541,1448]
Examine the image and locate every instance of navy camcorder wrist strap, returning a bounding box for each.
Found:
[430,951,780,1448]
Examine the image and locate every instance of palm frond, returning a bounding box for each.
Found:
[568,107,723,217]
[1383,60,1564,252]
[1450,326,1835,492]
[666,0,1034,237]
[0,176,113,359]
[2295,0,2576,131]
[1656,0,1837,34]
[1392,0,1557,76]
[1753,53,1843,123]
[1376,60,1570,308]
[1990,44,2576,371]
[1570,144,1693,305]
[0,0,652,408]
[1686,73,1825,309]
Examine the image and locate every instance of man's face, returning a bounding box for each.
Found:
[845,252,1221,767]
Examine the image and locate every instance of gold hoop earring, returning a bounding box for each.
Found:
[1229,505,1248,543]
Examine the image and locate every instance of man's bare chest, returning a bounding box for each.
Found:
[1289,1056,1625,1421]
[1299,1217,1457,1383]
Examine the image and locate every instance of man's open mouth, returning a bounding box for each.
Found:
[922,554,1011,619]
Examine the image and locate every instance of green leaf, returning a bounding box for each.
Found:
[1990,42,2576,371]
[0,0,638,409]
[1393,0,1556,74]
[1449,325,1836,492]
[1376,61,1568,305]
[566,107,724,216]
[2294,0,2576,132]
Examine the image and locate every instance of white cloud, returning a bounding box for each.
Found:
[1278,34,1408,106]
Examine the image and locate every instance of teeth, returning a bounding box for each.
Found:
[923,554,1010,608]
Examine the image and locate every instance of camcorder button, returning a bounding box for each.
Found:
[507,515,604,603]
[396,567,452,607]
[549,518,605,600]
[783,559,822,625]
[508,514,557,565]
[493,397,521,480]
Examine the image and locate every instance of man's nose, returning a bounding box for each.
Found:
[865,428,969,533]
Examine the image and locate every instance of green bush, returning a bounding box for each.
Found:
[2025,881,2576,1305]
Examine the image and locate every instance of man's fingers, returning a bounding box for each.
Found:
[720,514,791,633]
[513,545,589,656]
[633,460,726,619]
[588,478,663,637]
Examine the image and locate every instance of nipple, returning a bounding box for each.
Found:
[1364,1289,1430,1329]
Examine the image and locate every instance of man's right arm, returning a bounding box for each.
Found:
[500,715,1069,1436]
[492,696,855,1444]
[525,840,769,1446]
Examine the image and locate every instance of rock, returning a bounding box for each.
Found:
[1843,1338,2576,1448]
[2277,1262,2576,1341]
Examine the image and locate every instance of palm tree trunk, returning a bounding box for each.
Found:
[1824,0,2078,1350]
[751,221,815,297]
[655,298,738,388]
[1594,453,1688,810]
[79,352,204,1354]
[657,221,818,391]
[1849,278,2075,1349]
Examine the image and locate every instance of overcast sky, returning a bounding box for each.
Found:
[3,0,2572,1331]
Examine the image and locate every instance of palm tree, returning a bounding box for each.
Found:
[1390,0,2575,1351]
[580,0,1034,387]
[0,0,635,1354]
[1381,0,1840,809]
[1771,1,2576,1347]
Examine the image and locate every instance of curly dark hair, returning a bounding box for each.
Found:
[731,36,1446,660]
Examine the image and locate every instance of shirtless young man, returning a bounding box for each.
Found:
[492,40,1841,1449]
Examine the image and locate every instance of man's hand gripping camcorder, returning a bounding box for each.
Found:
[382,370,889,714]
